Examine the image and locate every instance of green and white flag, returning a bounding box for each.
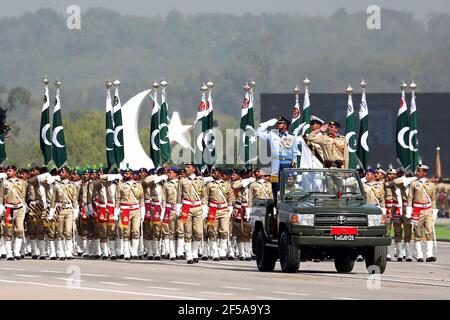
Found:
[40,83,52,165]
[290,92,301,134]
[159,86,171,164]
[0,133,6,164]
[239,89,256,164]
[149,89,160,168]
[51,85,67,169]
[194,92,207,166]
[105,85,115,169]
[203,90,216,166]
[113,85,124,167]
[345,92,358,169]
[409,90,420,171]
[357,88,369,169]
[395,90,411,171]
[300,86,311,135]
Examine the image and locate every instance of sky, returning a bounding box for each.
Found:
[2,0,450,20]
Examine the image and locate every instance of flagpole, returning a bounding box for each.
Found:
[302,77,311,135]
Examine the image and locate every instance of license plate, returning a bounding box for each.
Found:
[333,234,355,241]
[331,226,358,235]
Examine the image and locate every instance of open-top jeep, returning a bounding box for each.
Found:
[252,168,390,274]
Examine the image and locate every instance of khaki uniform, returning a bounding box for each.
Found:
[385,178,412,243]
[115,180,144,240]
[91,179,109,243]
[51,179,78,241]
[142,175,165,241]
[408,179,436,241]
[162,178,178,259]
[307,130,349,169]
[27,176,46,241]
[363,181,385,207]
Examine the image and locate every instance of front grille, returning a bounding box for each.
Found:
[315,214,367,227]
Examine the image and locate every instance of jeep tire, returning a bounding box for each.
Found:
[334,255,355,273]
[255,229,277,272]
[365,245,387,274]
[279,230,300,273]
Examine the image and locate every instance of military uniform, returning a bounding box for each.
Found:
[176,174,205,263]
[161,177,178,260]
[306,129,349,169]
[115,179,144,260]
[363,181,385,208]
[78,177,91,257]
[407,177,437,261]
[91,178,110,259]
[50,178,78,260]
[0,176,27,259]
[99,174,120,260]
[202,176,234,260]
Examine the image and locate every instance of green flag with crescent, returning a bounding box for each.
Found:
[0,133,6,164]
[51,83,67,169]
[203,89,216,167]
[113,83,124,167]
[40,82,52,165]
[345,91,357,169]
[150,88,160,168]
[409,89,420,172]
[159,85,171,164]
[194,91,207,166]
[239,88,256,164]
[357,87,369,169]
[396,89,411,171]
[105,84,115,169]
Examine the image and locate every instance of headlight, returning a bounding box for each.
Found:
[291,214,314,226]
[368,214,385,227]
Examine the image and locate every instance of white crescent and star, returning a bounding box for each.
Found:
[106,128,114,151]
[52,126,65,148]
[361,131,369,152]
[196,132,204,152]
[41,123,51,146]
[345,131,356,153]
[159,123,169,145]
[397,126,410,149]
[151,129,160,151]
[114,125,123,147]
[409,129,418,152]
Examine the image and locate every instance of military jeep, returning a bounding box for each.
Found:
[252,168,390,274]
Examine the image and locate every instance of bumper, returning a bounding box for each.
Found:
[291,235,391,246]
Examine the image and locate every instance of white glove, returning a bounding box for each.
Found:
[155,174,168,183]
[55,176,61,182]
[244,207,252,220]
[87,204,94,216]
[228,206,233,216]
[48,208,56,221]
[37,172,51,182]
[175,204,182,217]
[107,174,117,182]
[160,207,166,222]
[202,205,209,219]
[43,201,49,210]
[47,176,56,184]
[260,118,277,129]
[114,208,120,222]
[241,177,256,188]
[115,174,123,181]
[140,207,146,222]
[381,207,387,216]
[23,203,28,214]
[0,172,7,180]
[432,209,439,222]
[0,204,4,218]
[405,207,413,219]
[203,176,214,183]
[73,208,79,221]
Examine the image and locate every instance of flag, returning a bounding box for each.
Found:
[203,89,216,166]
[51,84,67,169]
[105,84,115,169]
[300,86,311,135]
[0,133,6,164]
[113,84,124,167]
[40,83,52,165]
[149,89,160,168]
[396,89,411,171]
[239,88,256,164]
[409,89,420,172]
[194,90,207,166]
[345,91,358,169]
[299,137,323,169]
[290,91,301,134]
[159,86,171,164]
[357,87,369,169]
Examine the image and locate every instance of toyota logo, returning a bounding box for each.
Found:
[336,216,347,225]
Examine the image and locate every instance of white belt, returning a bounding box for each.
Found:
[144,200,151,204]
[413,202,431,209]
[29,200,43,205]
[5,203,23,209]
[120,204,140,210]
[96,203,107,208]
[209,202,228,209]
[56,202,73,209]
[166,204,174,209]
[234,203,248,209]
[182,199,201,206]
[151,201,161,206]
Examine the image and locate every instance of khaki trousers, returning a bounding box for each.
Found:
[27,204,46,240]
[414,209,434,241]
[233,221,252,242]
[393,215,412,243]
[2,208,25,240]
[207,208,230,241]
[162,211,177,240]
[184,206,203,242]
[56,208,73,240]
[121,210,141,240]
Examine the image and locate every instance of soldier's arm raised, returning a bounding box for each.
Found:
[114,182,121,209]
[305,129,323,143]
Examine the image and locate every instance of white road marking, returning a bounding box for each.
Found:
[0,268,26,271]
[39,270,66,274]
[100,282,128,287]
[199,291,233,296]
[13,274,42,278]
[333,297,360,300]
[54,278,84,282]
[272,291,310,296]
[255,296,285,300]
[82,273,107,278]
[147,286,180,291]
[0,278,203,300]
[221,286,254,291]
[170,281,200,286]
[122,277,153,282]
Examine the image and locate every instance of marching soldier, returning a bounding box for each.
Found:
[71,169,83,256]
[363,168,385,208]
[176,163,205,264]
[407,164,437,262]
[49,166,79,260]
[161,167,179,261]
[78,169,91,258]
[91,169,111,259]
[27,166,47,259]
[114,167,145,260]
[87,168,101,259]
[305,121,349,169]
[201,168,234,261]
[0,165,27,260]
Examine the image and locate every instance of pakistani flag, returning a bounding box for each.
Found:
[396,90,411,171]
[239,89,256,164]
[290,92,301,134]
[409,89,420,171]
[203,91,216,166]
[105,85,115,169]
[113,84,124,167]
[356,88,369,169]
[0,133,6,164]
[40,83,52,165]
[159,86,171,164]
[345,92,358,169]
[52,84,67,169]
[149,89,160,168]
[300,86,311,135]
[194,92,207,166]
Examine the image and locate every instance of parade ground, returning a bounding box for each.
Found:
[1,241,449,300]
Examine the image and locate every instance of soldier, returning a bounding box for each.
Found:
[285,171,300,194]
[0,165,27,260]
[363,168,385,208]
[78,169,91,258]
[305,121,349,169]
[299,116,325,164]
[26,166,46,259]
[161,167,179,261]
[49,166,79,260]
[407,164,438,262]
[201,168,234,261]
[71,169,83,256]
[114,167,145,260]
[87,168,102,259]
[176,163,205,264]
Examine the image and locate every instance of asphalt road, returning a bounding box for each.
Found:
[0,241,449,300]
